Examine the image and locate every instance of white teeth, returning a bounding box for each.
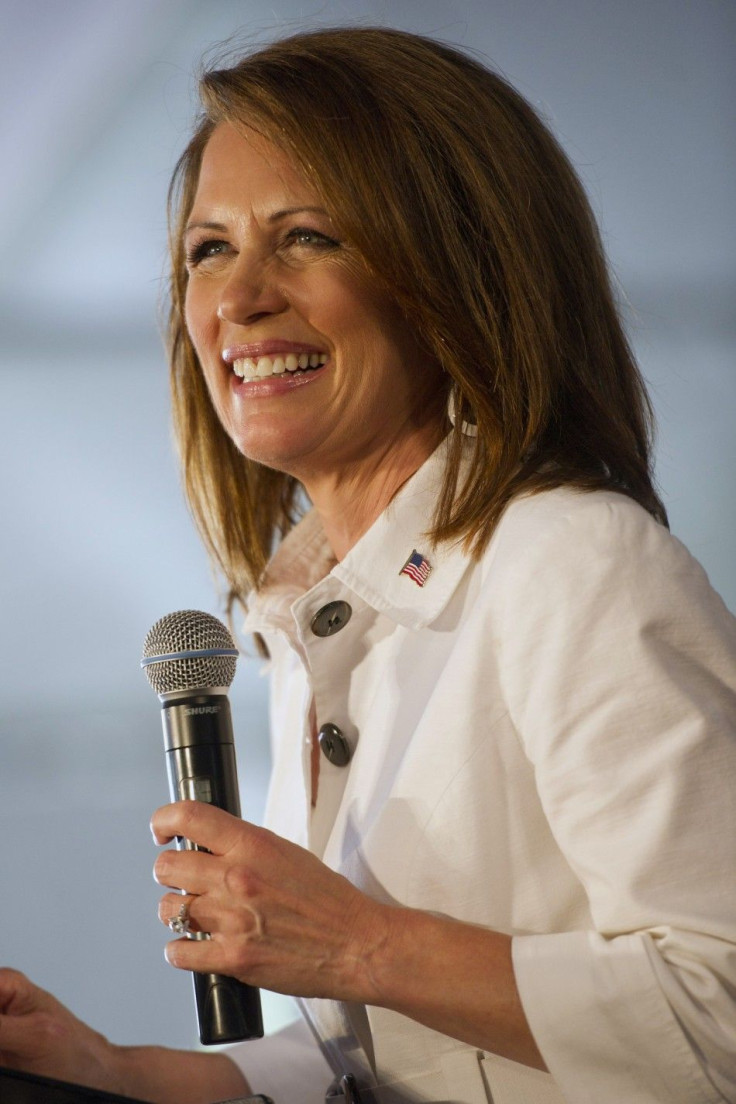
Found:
[231,352,328,379]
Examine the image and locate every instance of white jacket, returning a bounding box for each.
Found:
[229,445,736,1104]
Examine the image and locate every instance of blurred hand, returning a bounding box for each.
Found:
[0,968,117,1088]
[152,801,390,1003]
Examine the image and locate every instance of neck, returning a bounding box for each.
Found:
[304,424,443,561]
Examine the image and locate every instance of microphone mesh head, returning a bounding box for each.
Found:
[142,609,238,694]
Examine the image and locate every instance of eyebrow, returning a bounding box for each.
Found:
[184,220,227,237]
[184,207,331,236]
[269,206,331,222]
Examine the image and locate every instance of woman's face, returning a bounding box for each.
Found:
[183,122,444,491]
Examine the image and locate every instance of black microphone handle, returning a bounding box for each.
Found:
[161,693,263,1045]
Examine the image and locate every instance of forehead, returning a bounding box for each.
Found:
[192,122,318,212]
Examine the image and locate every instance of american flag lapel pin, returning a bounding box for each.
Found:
[399,549,432,587]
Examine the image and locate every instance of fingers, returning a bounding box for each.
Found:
[0,968,53,1017]
[152,805,274,899]
[151,801,248,854]
[159,891,223,937]
[163,920,264,980]
[160,893,200,935]
[0,970,119,1082]
[0,970,75,1067]
[158,888,264,938]
[152,811,265,962]
[150,809,384,1000]
[158,895,263,943]
[153,847,216,895]
[158,891,265,982]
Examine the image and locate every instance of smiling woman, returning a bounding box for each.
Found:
[1,23,735,1104]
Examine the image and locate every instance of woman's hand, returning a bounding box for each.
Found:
[0,968,117,1087]
[152,801,390,1003]
[0,966,250,1103]
[153,801,546,1071]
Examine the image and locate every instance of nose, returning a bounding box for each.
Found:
[216,253,288,325]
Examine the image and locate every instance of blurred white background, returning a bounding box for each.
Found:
[0,0,733,1061]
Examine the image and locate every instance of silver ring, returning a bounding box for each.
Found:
[168,898,193,936]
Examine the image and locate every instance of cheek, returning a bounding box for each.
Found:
[184,284,217,359]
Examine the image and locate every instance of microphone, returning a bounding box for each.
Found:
[141,609,264,1045]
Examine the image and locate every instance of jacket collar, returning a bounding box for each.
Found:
[244,438,472,635]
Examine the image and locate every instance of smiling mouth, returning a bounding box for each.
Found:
[232,352,329,380]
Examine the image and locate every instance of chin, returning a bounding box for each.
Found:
[231,428,315,475]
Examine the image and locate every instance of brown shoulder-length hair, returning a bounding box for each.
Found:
[167,25,667,612]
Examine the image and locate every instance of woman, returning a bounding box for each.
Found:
[1,26,734,1104]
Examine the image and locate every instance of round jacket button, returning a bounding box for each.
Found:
[318,723,352,766]
[310,600,352,637]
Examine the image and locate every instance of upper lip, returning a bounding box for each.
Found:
[222,340,328,363]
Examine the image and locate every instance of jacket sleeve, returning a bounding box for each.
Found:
[496,493,736,1104]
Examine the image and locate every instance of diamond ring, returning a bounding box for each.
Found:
[168,897,193,936]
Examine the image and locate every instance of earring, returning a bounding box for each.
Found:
[447,388,478,437]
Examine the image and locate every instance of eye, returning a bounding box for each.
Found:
[185,238,232,268]
[283,226,341,251]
